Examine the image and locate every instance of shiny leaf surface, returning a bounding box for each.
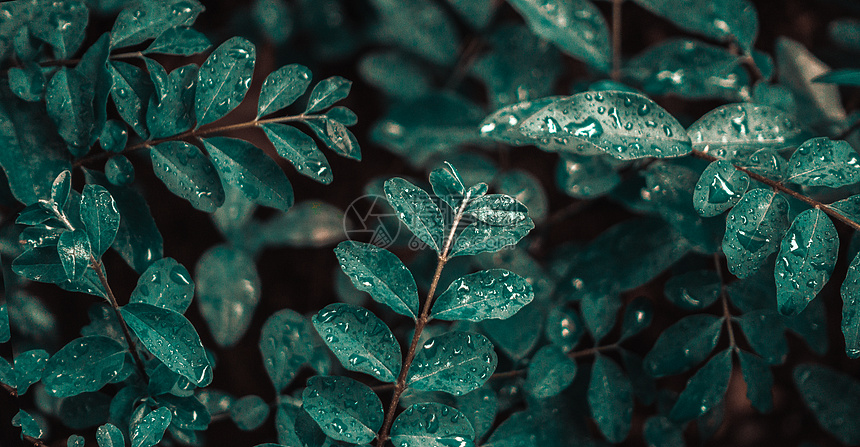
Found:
[431,269,534,322]
[334,241,419,320]
[195,37,256,126]
[302,375,383,444]
[195,245,260,347]
[408,331,497,395]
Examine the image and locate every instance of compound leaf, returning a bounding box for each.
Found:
[111,0,204,48]
[391,403,475,447]
[261,122,332,184]
[722,188,789,279]
[43,336,125,397]
[785,137,860,188]
[643,314,723,377]
[526,344,577,399]
[195,37,255,126]
[195,245,261,348]
[143,27,211,56]
[384,177,445,253]
[775,208,838,316]
[669,349,732,422]
[334,241,419,320]
[693,160,750,217]
[302,375,383,444]
[150,141,225,212]
[588,354,633,443]
[431,269,534,322]
[408,331,497,396]
[305,76,351,113]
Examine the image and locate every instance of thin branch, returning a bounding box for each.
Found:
[1,381,16,398]
[713,253,736,349]
[23,435,49,447]
[611,0,623,82]
[569,343,618,359]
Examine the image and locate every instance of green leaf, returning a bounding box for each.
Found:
[525,345,577,399]
[391,403,476,447]
[122,303,212,386]
[96,423,125,447]
[384,177,445,252]
[430,269,534,322]
[842,250,860,358]
[13,246,71,284]
[669,349,732,422]
[76,33,112,148]
[143,27,210,55]
[305,76,351,114]
[129,258,194,314]
[195,36,255,126]
[202,136,294,210]
[302,375,383,444]
[130,407,172,447]
[257,64,312,118]
[663,270,721,310]
[631,0,757,51]
[30,0,88,58]
[517,91,692,160]
[408,331,497,396]
[619,296,653,341]
[785,137,860,188]
[43,336,125,397]
[464,195,528,227]
[507,0,609,71]
[722,188,790,279]
[0,303,9,344]
[334,241,419,320]
[450,218,534,258]
[9,62,45,102]
[429,162,467,210]
[259,309,315,392]
[359,51,432,100]
[831,195,860,224]
[588,354,633,443]
[693,160,750,217]
[108,61,152,139]
[261,123,332,184]
[150,141,225,212]
[479,97,564,146]
[110,0,204,48]
[794,363,860,445]
[147,64,197,139]
[230,395,269,431]
[480,302,541,360]
[58,229,91,281]
[737,350,773,413]
[498,170,547,222]
[305,117,361,160]
[195,245,261,347]
[455,386,497,440]
[736,310,787,364]
[545,305,584,351]
[46,67,95,151]
[14,349,48,395]
[12,410,43,440]
[644,314,723,377]
[556,153,621,199]
[581,292,621,342]
[312,303,402,382]
[100,121,128,154]
[687,103,805,158]
[80,184,120,258]
[643,416,684,447]
[775,208,838,316]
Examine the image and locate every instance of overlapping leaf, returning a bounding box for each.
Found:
[430,269,533,322]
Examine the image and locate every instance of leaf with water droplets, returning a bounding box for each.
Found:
[147,64,197,139]
[312,303,401,382]
[408,331,497,396]
[669,349,731,422]
[195,36,255,126]
[588,354,633,442]
[450,218,534,258]
[195,244,260,347]
[305,76,351,114]
[644,314,723,377]
[334,241,419,320]
[202,137,294,211]
[631,0,757,51]
[14,349,48,395]
[13,246,73,284]
[507,0,609,71]
[619,296,653,341]
[391,402,476,447]
[109,61,152,139]
[230,395,269,431]
[110,0,204,48]
[305,117,361,160]
[384,177,445,253]
[464,194,529,227]
[9,62,45,102]
[455,386,496,440]
[525,344,577,399]
[545,305,584,351]
[663,270,721,310]
[736,309,788,364]
[259,309,315,392]
[30,0,88,58]
[257,64,312,118]
[722,188,790,279]
[129,258,194,314]
[150,141,225,212]
[43,336,125,397]
[518,91,692,160]
[122,303,212,386]
[737,350,773,413]
[261,123,331,184]
[774,208,838,316]
[785,137,860,188]
[96,423,125,447]
[12,410,43,440]
[429,162,467,210]
[842,250,860,358]
[58,229,91,281]
[556,153,621,199]
[101,121,128,154]
[479,97,565,147]
[80,184,120,259]
[130,406,172,447]
[693,160,750,217]
[144,26,210,55]
[46,67,95,152]
[688,103,806,160]
[302,375,383,444]
[431,269,534,322]
[794,363,860,445]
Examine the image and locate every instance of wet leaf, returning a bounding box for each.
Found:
[631,0,757,51]
[455,386,496,440]
[150,141,225,212]
[31,0,88,58]
[46,68,94,152]
[100,121,128,154]
[259,309,315,392]
[96,423,125,447]
[9,62,45,102]
[408,331,497,396]
[203,137,294,211]
[305,76,351,113]
[736,309,788,364]
[722,188,790,279]
[195,37,256,126]
[80,184,120,259]
[545,305,584,351]
[261,123,331,184]
[693,160,750,217]
[670,349,732,422]
[664,270,721,310]
[122,303,212,386]
[230,395,269,431]
[302,375,383,444]
[14,350,48,395]
[794,363,860,445]
[384,177,445,253]
[842,250,860,358]
[391,403,475,447]
[334,241,419,320]
[143,27,210,55]
[257,64,312,118]
[429,162,467,210]
[688,103,805,159]
[431,269,534,322]
[12,410,43,439]
[129,258,194,314]
[737,350,773,413]
[14,246,72,284]
[196,245,260,347]
[109,61,152,139]
[147,64,197,139]
[581,291,621,342]
[481,300,542,360]
[451,218,534,258]
[58,229,91,281]
[465,195,529,227]
[479,97,564,147]
[526,344,577,399]
[775,208,838,316]
[43,336,125,397]
[111,0,204,48]
[619,296,653,341]
[644,314,723,377]
[785,137,860,188]
[305,117,361,160]
[588,354,633,442]
[156,394,210,430]
[831,195,860,224]
[556,153,621,199]
[130,407,172,447]
[498,170,548,222]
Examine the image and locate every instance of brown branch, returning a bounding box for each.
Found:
[1,381,16,398]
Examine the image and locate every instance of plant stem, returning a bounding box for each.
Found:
[1,381,15,398]
[713,253,736,348]
[689,149,860,232]
[569,343,619,359]
[611,0,623,81]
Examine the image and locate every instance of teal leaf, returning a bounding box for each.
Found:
[147,64,197,139]
[261,123,332,184]
[384,178,445,253]
[14,349,48,395]
[122,303,212,386]
[195,37,255,126]
[9,62,45,102]
[464,195,528,226]
[129,258,194,314]
[13,246,72,284]
[334,241,419,320]
[429,162,467,210]
[358,51,432,100]
[408,331,497,396]
[252,0,292,44]
[0,357,14,389]
[130,407,172,447]
[507,0,610,71]
[312,303,402,383]
[430,269,534,322]
[30,0,88,58]
[0,303,8,343]
[196,245,261,347]
[305,117,361,160]
[100,121,128,154]
[517,91,692,160]
[58,229,90,281]
[259,309,315,392]
[75,33,112,147]
[688,103,805,158]
[110,0,204,48]
[450,219,534,258]
[68,434,85,447]
[455,387,497,440]
[621,350,657,406]
[644,314,723,377]
[230,395,269,431]
[302,375,383,444]
[722,188,790,279]
[588,354,633,443]
[619,296,653,341]
[46,68,95,151]
[831,195,860,223]
[737,350,773,413]
[143,27,210,56]
[150,141,225,212]
[775,208,838,316]
[480,302,541,360]
[479,97,563,147]
[391,403,476,447]
[631,0,757,51]
[842,250,860,358]
[545,306,584,351]
[12,410,43,439]
[368,0,458,65]
[669,349,732,422]
[305,76,351,114]
[257,64,312,118]
[556,153,621,199]
[581,292,621,342]
[785,137,860,188]
[663,270,721,310]
[786,298,829,355]
[96,423,125,447]
[525,344,577,399]
[202,137,293,210]
[43,336,125,397]
[794,363,860,445]
[498,170,548,222]
[109,61,152,139]
[80,184,120,259]
[736,310,787,364]
[52,169,72,209]
[814,69,860,86]
[693,160,750,217]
